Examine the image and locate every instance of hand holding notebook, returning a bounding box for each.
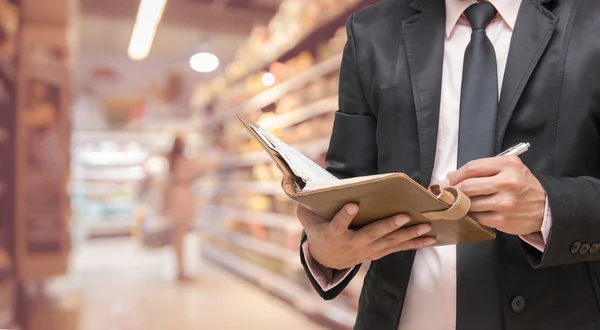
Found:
[297,203,437,270]
[237,115,496,246]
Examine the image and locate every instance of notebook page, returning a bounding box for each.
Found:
[250,124,277,150]
[302,173,394,191]
[250,125,310,180]
[254,126,337,182]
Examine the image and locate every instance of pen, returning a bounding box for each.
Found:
[440,142,530,186]
[496,142,530,157]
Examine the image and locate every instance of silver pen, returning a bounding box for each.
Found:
[496,142,530,157]
[440,142,530,186]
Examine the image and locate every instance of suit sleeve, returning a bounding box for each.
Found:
[299,13,378,300]
[521,174,600,267]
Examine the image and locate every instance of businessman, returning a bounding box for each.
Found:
[297,0,600,329]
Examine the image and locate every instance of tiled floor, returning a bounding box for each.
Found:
[55,237,327,330]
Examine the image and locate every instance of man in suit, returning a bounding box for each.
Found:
[296,0,600,329]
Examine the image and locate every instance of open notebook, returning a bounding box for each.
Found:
[238,115,495,246]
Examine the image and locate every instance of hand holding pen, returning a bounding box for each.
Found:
[441,142,530,186]
[445,142,547,236]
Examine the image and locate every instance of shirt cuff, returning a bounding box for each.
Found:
[301,241,353,292]
[519,197,552,252]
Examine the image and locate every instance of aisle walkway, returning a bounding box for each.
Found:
[59,238,328,330]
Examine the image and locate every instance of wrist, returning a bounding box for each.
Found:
[531,177,547,233]
[307,240,348,271]
[307,241,330,268]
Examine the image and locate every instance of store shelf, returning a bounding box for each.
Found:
[82,219,133,239]
[220,137,330,169]
[225,94,339,142]
[198,205,302,232]
[259,94,338,130]
[194,0,353,100]
[203,245,356,328]
[204,53,342,127]
[202,227,299,265]
[72,130,202,152]
[196,181,283,197]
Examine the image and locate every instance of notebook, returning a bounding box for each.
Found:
[237,115,495,246]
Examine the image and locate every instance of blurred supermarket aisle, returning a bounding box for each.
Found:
[61,237,328,330]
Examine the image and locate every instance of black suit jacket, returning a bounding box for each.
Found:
[299,0,600,329]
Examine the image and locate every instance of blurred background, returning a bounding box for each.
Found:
[0,0,379,329]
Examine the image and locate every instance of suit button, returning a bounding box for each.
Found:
[392,296,400,303]
[570,241,581,254]
[511,296,525,313]
[590,243,600,254]
[580,243,591,254]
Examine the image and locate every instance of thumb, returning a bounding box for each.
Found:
[328,203,358,236]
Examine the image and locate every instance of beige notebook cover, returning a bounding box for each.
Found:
[237,115,495,246]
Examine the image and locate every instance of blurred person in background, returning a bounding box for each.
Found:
[164,135,220,281]
[296,0,600,330]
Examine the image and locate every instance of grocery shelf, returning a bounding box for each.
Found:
[258,94,338,130]
[72,130,202,151]
[202,245,356,328]
[82,219,133,239]
[219,137,330,169]
[219,150,270,168]
[201,227,299,266]
[204,53,342,127]
[196,181,283,197]
[71,176,144,183]
[198,205,302,232]
[225,94,338,142]
[70,178,142,183]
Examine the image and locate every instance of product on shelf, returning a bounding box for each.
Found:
[273,198,297,216]
[329,26,348,54]
[275,94,302,114]
[268,163,281,180]
[203,236,289,276]
[0,0,19,64]
[304,77,329,102]
[269,62,292,83]
[245,195,273,213]
[252,164,275,182]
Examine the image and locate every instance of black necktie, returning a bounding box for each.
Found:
[457,2,499,167]
[456,3,505,330]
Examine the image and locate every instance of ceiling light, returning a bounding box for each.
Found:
[189,52,220,73]
[136,0,167,25]
[128,24,158,60]
[261,72,276,87]
[127,0,167,60]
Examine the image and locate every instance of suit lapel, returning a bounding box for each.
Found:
[402,0,446,186]
[377,0,446,317]
[496,0,558,152]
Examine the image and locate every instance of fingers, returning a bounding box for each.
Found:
[469,211,502,228]
[327,203,359,236]
[469,195,498,212]
[352,213,411,245]
[370,222,433,252]
[455,177,499,197]
[447,156,522,185]
[369,236,437,260]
